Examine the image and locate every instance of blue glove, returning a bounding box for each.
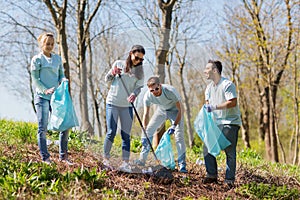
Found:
[205,104,217,112]
[141,138,148,147]
[167,124,176,135]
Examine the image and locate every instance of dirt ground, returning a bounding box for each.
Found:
[9,143,300,199]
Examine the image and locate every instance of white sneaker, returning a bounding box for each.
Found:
[119,161,132,173]
[60,159,74,166]
[103,158,113,170]
[43,158,52,165]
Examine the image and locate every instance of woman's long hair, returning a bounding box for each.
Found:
[125,45,145,80]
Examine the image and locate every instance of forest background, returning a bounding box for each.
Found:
[0,0,299,166]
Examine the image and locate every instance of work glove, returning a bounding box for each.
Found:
[141,138,149,148]
[127,94,136,103]
[61,78,68,82]
[111,66,122,76]
[167,124,176,135]
[205,104,217,112]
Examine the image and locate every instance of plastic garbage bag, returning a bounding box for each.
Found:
[155,132,176,170]
[48,81,79,132]
[194,105,231,157]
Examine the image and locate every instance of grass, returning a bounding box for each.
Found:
[0,119,299,199]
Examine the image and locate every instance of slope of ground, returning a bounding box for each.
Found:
[2,142,299,200]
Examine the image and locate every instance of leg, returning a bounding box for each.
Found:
[59,129,69,160]
[167,110,186,170]
[222,125,239,183]
[203,144,218,179]
[139,109,166,162]
[103,104,119,159]
[119,107,133,162]
[34,96,51,161]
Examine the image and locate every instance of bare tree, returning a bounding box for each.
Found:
[290,30,300,165]
[76,0,102,135]
[43,0,71,85]
[151,0,178,146]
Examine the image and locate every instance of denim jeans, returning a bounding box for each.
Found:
[139,108,186,169]
[203,124,239,182]
[103,104,133,161]
[34,96,69,161]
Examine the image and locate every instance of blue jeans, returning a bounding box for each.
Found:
[139,108,186,169]
[203,124,239,182]
[103,104,133,161]
[34,96,69,161]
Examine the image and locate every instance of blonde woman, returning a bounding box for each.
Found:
[31,32,71,165]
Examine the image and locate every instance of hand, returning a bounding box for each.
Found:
[205,104,216,112]
[127,94,136,103]
[167,124,176,135]
[111,66,122,76]
[45,87,55,95]
[141,138,148,147]
[62,78,68,82]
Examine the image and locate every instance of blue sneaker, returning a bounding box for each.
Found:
[179,166,188,173]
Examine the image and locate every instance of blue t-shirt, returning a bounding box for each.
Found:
[31,52,65,100]
[205,77,241,125]
[144,84,181,111]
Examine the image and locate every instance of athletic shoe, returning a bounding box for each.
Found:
[119,161,132,173]
[133,159,145,166]
[103,158,113,170]
[60,159,74,166]
[202,177,218,184]
[43,158,52,165]
[179,166,188,173]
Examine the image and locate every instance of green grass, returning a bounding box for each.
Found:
[0,119,299,199]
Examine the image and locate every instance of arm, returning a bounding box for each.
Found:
[105,61,123,82]
[167,101,182,135]
[58,56,66,82]
[142,106,150,129]
[105,68,115,82]
[173,101,182,126]
[31,57,54,94]
[206,98,237,110]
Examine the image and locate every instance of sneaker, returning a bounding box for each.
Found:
[134,159,145,166]
[224,180,235,189]
[202,177,218,184]
[225,182,235,190]
[43,158,52,165]
[179,166,188,173]
[60,159,74,166]
[119,161,132,173]
[103,158,113,170]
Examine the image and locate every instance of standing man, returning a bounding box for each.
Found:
[203,60,241,188]
[136,76,187,173]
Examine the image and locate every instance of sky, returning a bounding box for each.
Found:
[0,84,36,122]
[0,0,228,123]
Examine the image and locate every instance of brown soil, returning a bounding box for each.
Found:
[5,143,300,200]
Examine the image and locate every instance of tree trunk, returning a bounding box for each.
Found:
[292,54,299,165]
[153,0,177,147]
[87,31,102,138]
[77,0,93,135]
[262,88,272,160]
[43,0,70,90]
[178,64,193,147]
[75,0,102,135]
[239,91,250,148]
